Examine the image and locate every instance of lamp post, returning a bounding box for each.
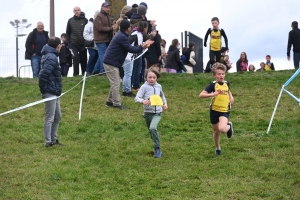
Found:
[9,19,31,77]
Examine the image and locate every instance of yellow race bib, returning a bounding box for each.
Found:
[150,95,163,106]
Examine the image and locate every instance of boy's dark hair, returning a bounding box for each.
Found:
[61,33,66,38]
[145,67,160,79]
[266,55,271,58]
[291,21,298,27]
[188,41,195,49]
[48,36,61,48]
[211,17,219,22]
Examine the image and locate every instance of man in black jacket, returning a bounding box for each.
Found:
[25,22,49,78]
[39,36,63,147]
[66,6,88,76]
[287,21,300,69]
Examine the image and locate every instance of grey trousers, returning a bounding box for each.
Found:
[42,93,62,143]
[143,112,162,148]
[103,63,121,106]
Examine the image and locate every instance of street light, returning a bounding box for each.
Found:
[9,19,31,77]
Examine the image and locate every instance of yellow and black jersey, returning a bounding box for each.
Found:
[204,81,231,112]
[204,28,229,52]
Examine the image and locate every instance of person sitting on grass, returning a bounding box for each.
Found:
[248,64,255,72]
[134,67,168,158]
[257,62,266,71]
[39,36,63,147]
[199,62,234,156]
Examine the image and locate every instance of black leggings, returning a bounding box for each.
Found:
[209,50,221,65]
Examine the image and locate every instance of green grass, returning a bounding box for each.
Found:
[0,70,299,199]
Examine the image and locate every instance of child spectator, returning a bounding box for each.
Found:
[59,33,72,76]
[183,41,197,74]
[265,55,275,70]
[248,64,255,72]
[236,52,248,71]
[164,39,181,73]
[39,36,63,147]
[223,55,232,72]
[159,39,167,72]
[199,62,234,155]
[134,67,168,158]
[257,62,266,71]
[204,17,229,66]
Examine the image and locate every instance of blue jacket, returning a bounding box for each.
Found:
[103,31,144,68]
[39,44,62,96]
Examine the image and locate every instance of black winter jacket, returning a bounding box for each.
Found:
[146,32,161,65]
[25,28,49,60]
[164,45,181,70]
[59,42,72,66]
[39,44,62,96]
[287,27,300,56]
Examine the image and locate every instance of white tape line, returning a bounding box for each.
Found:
[0,96,58,116]
[79,72,87,120]
[0,79,84,117]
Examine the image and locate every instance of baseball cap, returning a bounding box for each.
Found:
[102,2,110,7]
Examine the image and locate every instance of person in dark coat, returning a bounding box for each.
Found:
[66,6,88,76]
[25,22,49,77]
[102,19,153,109]
[39,36,63,147]
[146,31,161,70]
[164,39,181,73]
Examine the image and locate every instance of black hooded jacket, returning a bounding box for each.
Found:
[164,45,181,70]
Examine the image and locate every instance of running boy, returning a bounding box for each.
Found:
[199,63,234,155]
[204,17,229,65]
[134,67,168,158]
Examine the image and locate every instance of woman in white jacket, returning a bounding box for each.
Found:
[83,10,99,75]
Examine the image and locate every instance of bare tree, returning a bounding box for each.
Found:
[106,0,127,21]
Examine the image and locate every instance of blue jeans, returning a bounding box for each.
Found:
[60,63,69,77]
[31,54,42,77]
[86,48,98,74]
[132,55,142,89]
[293,52,300,69]
[122,59,133,93]
[93,43,107,74]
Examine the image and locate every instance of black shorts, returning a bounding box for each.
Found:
[210,110,229,124]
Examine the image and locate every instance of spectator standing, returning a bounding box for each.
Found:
[93,2,114,75]
[25,22,49,78]
[287,21,300,69]
[114,5,132,34]
[236,52,248,71]
[164,39,181,73]
[39,37,63,147]
[102,19,153,109]
[66,6,88,76]
[131,21,150,91]
[204,17,229,66]
[159,39,167,72]
[83,11,100,75]
[183,42,197,74]
[265,55,275,71]
[59,33,72,76]
[146,31,161,70]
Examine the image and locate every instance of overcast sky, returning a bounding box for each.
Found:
[0,0,298,77]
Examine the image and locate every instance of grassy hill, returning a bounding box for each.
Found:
[0,70,299,199]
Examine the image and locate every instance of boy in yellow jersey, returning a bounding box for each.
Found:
[204,17,229,66]
[199,63,234,155]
